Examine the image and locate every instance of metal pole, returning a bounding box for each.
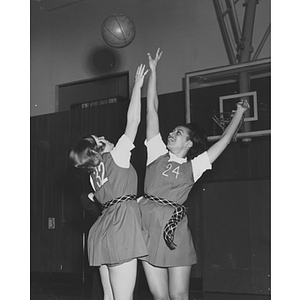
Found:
[185,75,191,123]
[252,23,271,60]
[239,0,257,63]
[238,0,258,142]
[212,0,237,64]
[225,0,242,45]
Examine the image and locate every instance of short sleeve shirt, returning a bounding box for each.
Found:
[90,134,138,204]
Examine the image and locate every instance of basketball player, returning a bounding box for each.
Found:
[138,49,250,300]
[69,64,149,300]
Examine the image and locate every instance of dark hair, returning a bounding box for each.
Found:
[69,136,104,171]
[183,123,207,160]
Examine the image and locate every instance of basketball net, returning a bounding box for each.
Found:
[212,111,244,142]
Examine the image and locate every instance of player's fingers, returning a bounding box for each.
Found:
[158,50,163,60]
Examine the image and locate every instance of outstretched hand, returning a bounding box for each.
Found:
[147,48,163,71]
[134,64,149,88]
[236,98,250,113]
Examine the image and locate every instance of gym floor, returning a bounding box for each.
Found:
[30,271,271,300]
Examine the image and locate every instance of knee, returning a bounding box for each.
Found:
[169,290,188,300]
[154,297,169,300]
[151,291,169,300]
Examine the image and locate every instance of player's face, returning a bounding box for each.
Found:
[91,135,114,153]
[167,126,191,153]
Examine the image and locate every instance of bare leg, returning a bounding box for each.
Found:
[142,261,170,300]
[168,266,191,300]
[99,265,114,300]
[108,259,137,300]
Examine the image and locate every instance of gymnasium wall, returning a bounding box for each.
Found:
[31,99,128,273]
[187,138,270,294]
[31,89,270,294]
[30,0,271,116]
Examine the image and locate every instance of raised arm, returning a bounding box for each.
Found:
[146,48,163,141]
[207,99,250,164]
[124,64,148,143]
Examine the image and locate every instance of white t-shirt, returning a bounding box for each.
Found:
[111,134,134,168]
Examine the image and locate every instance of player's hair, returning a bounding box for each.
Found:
[184,123,207,161]
[69,136,105,171]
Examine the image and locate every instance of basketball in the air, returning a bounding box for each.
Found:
[101,14,136,48]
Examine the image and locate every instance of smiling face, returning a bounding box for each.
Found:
[167,126,192,157]
[91,135,114,153]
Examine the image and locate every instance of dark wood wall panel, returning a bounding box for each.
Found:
[200,179,270,294]
[200,136,271,182]
[248,180,271,294]
[185,117,270,284]
[31,100,130,274]
[31,111,83,273]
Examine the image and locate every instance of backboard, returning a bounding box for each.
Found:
[185,59,270,141]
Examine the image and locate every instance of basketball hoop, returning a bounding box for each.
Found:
[212,111,244,142]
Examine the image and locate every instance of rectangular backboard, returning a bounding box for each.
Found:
[220,91,258,122]
[185,59,270,141]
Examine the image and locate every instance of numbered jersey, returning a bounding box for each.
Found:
[144,134,211,205]
[144,153,194,205]
[89,135,138,205]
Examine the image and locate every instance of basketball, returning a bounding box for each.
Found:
[101,14,136,48]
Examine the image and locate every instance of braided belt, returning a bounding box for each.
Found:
[144,194,187,250]
[102,195,137,210]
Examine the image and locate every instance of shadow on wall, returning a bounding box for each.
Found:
[83,46,122,76]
